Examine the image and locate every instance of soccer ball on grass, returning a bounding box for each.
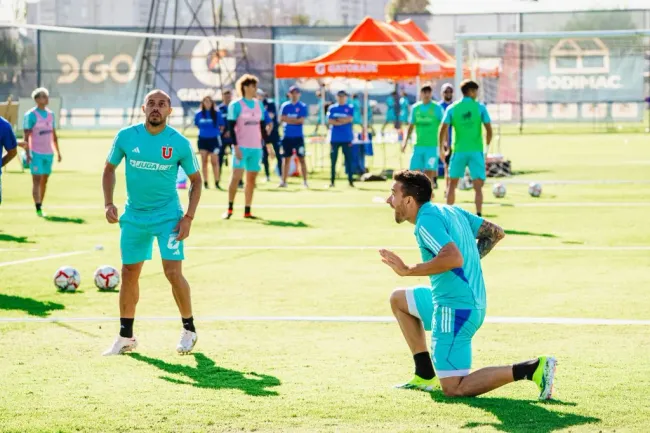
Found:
[528,182,542,198]
[53,266,81,292]
[94,265,120,291]
[492,183,506,198]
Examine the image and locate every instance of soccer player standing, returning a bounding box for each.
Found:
[194,96,224,190]
[217,89,233,184]
[23,88,61,217]
[0,115,18,205]
[222,74,270,220]
[279,86,309,188]
[381,170,556,399]
[439,80,492,216]
[102,90,202,356]
[401,85,444,188]
[327,90,355,188]
[439,84,454,195]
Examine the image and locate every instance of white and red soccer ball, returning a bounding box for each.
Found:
[94,265,120,291]
[528,182,542,198]
[492,183,507,198]
[53,266,81,292]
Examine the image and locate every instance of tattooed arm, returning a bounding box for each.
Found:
[476,219,505,259]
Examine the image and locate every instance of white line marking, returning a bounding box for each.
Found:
[0,251,86,268]
[1,202,650,210]
[0,315,648,326]
[0,248,39,252]
[186,245,650,252]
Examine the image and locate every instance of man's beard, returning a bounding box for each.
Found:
[147,115,164,127]
[444,96,452,102]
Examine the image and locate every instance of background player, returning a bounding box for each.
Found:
[279,86,308,188]
[439,84,454,195]
[257,88,281,183]
[223,74,270,220]
[439,80,492,216]
[381,170,556,399]
[327,90,355,188]
[194,96,224,190]
[217,89,233,187]
[401,85,443,188]
[102,89,202,356]
[382,91,398,135]
[1,114,18,205]
[23,87,61,217]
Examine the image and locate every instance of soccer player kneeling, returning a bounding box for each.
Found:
[381,170,556,399]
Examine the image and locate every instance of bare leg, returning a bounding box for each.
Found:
[439,366,514,397]
[162,260,192,318]
[31,175,41,204]
[199,150,209,185]
[299,156,308,185]
[473,179,484,215]
[119,262,144,318]
[282,156,291,184]
[390,289,428,354]
[210,153,219,185]
[447,178,459,205]
[39,174,49,203]
[228,169,244,204]
[245,170,258,207]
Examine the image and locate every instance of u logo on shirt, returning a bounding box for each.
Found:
[162,146,173,160]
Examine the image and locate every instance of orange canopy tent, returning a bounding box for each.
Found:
[274,17,456,80]
[389,19,456,67]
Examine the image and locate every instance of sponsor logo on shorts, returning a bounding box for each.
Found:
[129,160,173,171]
[167,234,180,250]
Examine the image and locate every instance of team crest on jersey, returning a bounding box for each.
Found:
[162,146,173,160]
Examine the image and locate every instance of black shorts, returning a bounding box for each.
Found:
[281,136,305,157]
[197,137,222,153]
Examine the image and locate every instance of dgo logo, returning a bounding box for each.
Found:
[315,63,326,75]
[57,54,136,84]
[191,37,237,87]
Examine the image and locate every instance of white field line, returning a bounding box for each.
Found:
[0,251,86,268]
[186,245,650,252]
[0,315,648,326]
[1,202,650,211]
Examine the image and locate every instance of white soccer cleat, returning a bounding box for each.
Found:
[102,336,138,356]
[176,329,198,354]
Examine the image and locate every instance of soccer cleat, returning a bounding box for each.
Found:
[36,209,46,218]
[532,356,557,400]
[203,181,209,189]
[302,182,309,189]
[394,375,440,392]
[222,209,233,220]
[278,182,287,188]
[244,213,258,220]
[102,336,138,356]
[177,329,198,354]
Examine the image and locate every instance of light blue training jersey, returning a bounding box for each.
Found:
[414,202,486,310]
[107,124,199,213]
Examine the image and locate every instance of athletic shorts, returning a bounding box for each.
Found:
[281,137,305,157]
[233,147,262,172]
[386,112,397,123]
[405,286,486,379]
[409,146,438,171]
[197,137,222,153]
[119,209,184,265]
[449,151,485,180]
[30,152,54,175]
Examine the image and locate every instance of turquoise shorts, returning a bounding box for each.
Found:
[449,151,485,180]
[119,209,184,265]
[405,286,486,378]
[233,147,262,172]
[409,146,438,171]
[30,152,54,175]
[386,112,397,122]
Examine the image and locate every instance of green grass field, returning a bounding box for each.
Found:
[1,132,649,432]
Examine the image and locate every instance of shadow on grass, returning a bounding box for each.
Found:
[0,231,34,243]
[510,169,551,176]
[0,294,65,317]
[44,215,86,224]
[129,352,281,396]
[505,229,557,238]
[429,392,600,433]
[263,219,310,228]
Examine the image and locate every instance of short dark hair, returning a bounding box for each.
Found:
[393,170,432,205]
[420,84,432,93]
[236,74,258,97]
[460,80,479,96]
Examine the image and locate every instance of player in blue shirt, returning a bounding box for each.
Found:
[381,170,557,400]
[439,84,454,194]
[102,89,202,357]
[194,96,224,190]
[381,91,398,134]
[258,88,281,183]
[279,85,309,188]
[327,90,355,188]
[0,115,18,205]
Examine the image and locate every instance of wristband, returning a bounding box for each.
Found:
[184,214,194,221]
